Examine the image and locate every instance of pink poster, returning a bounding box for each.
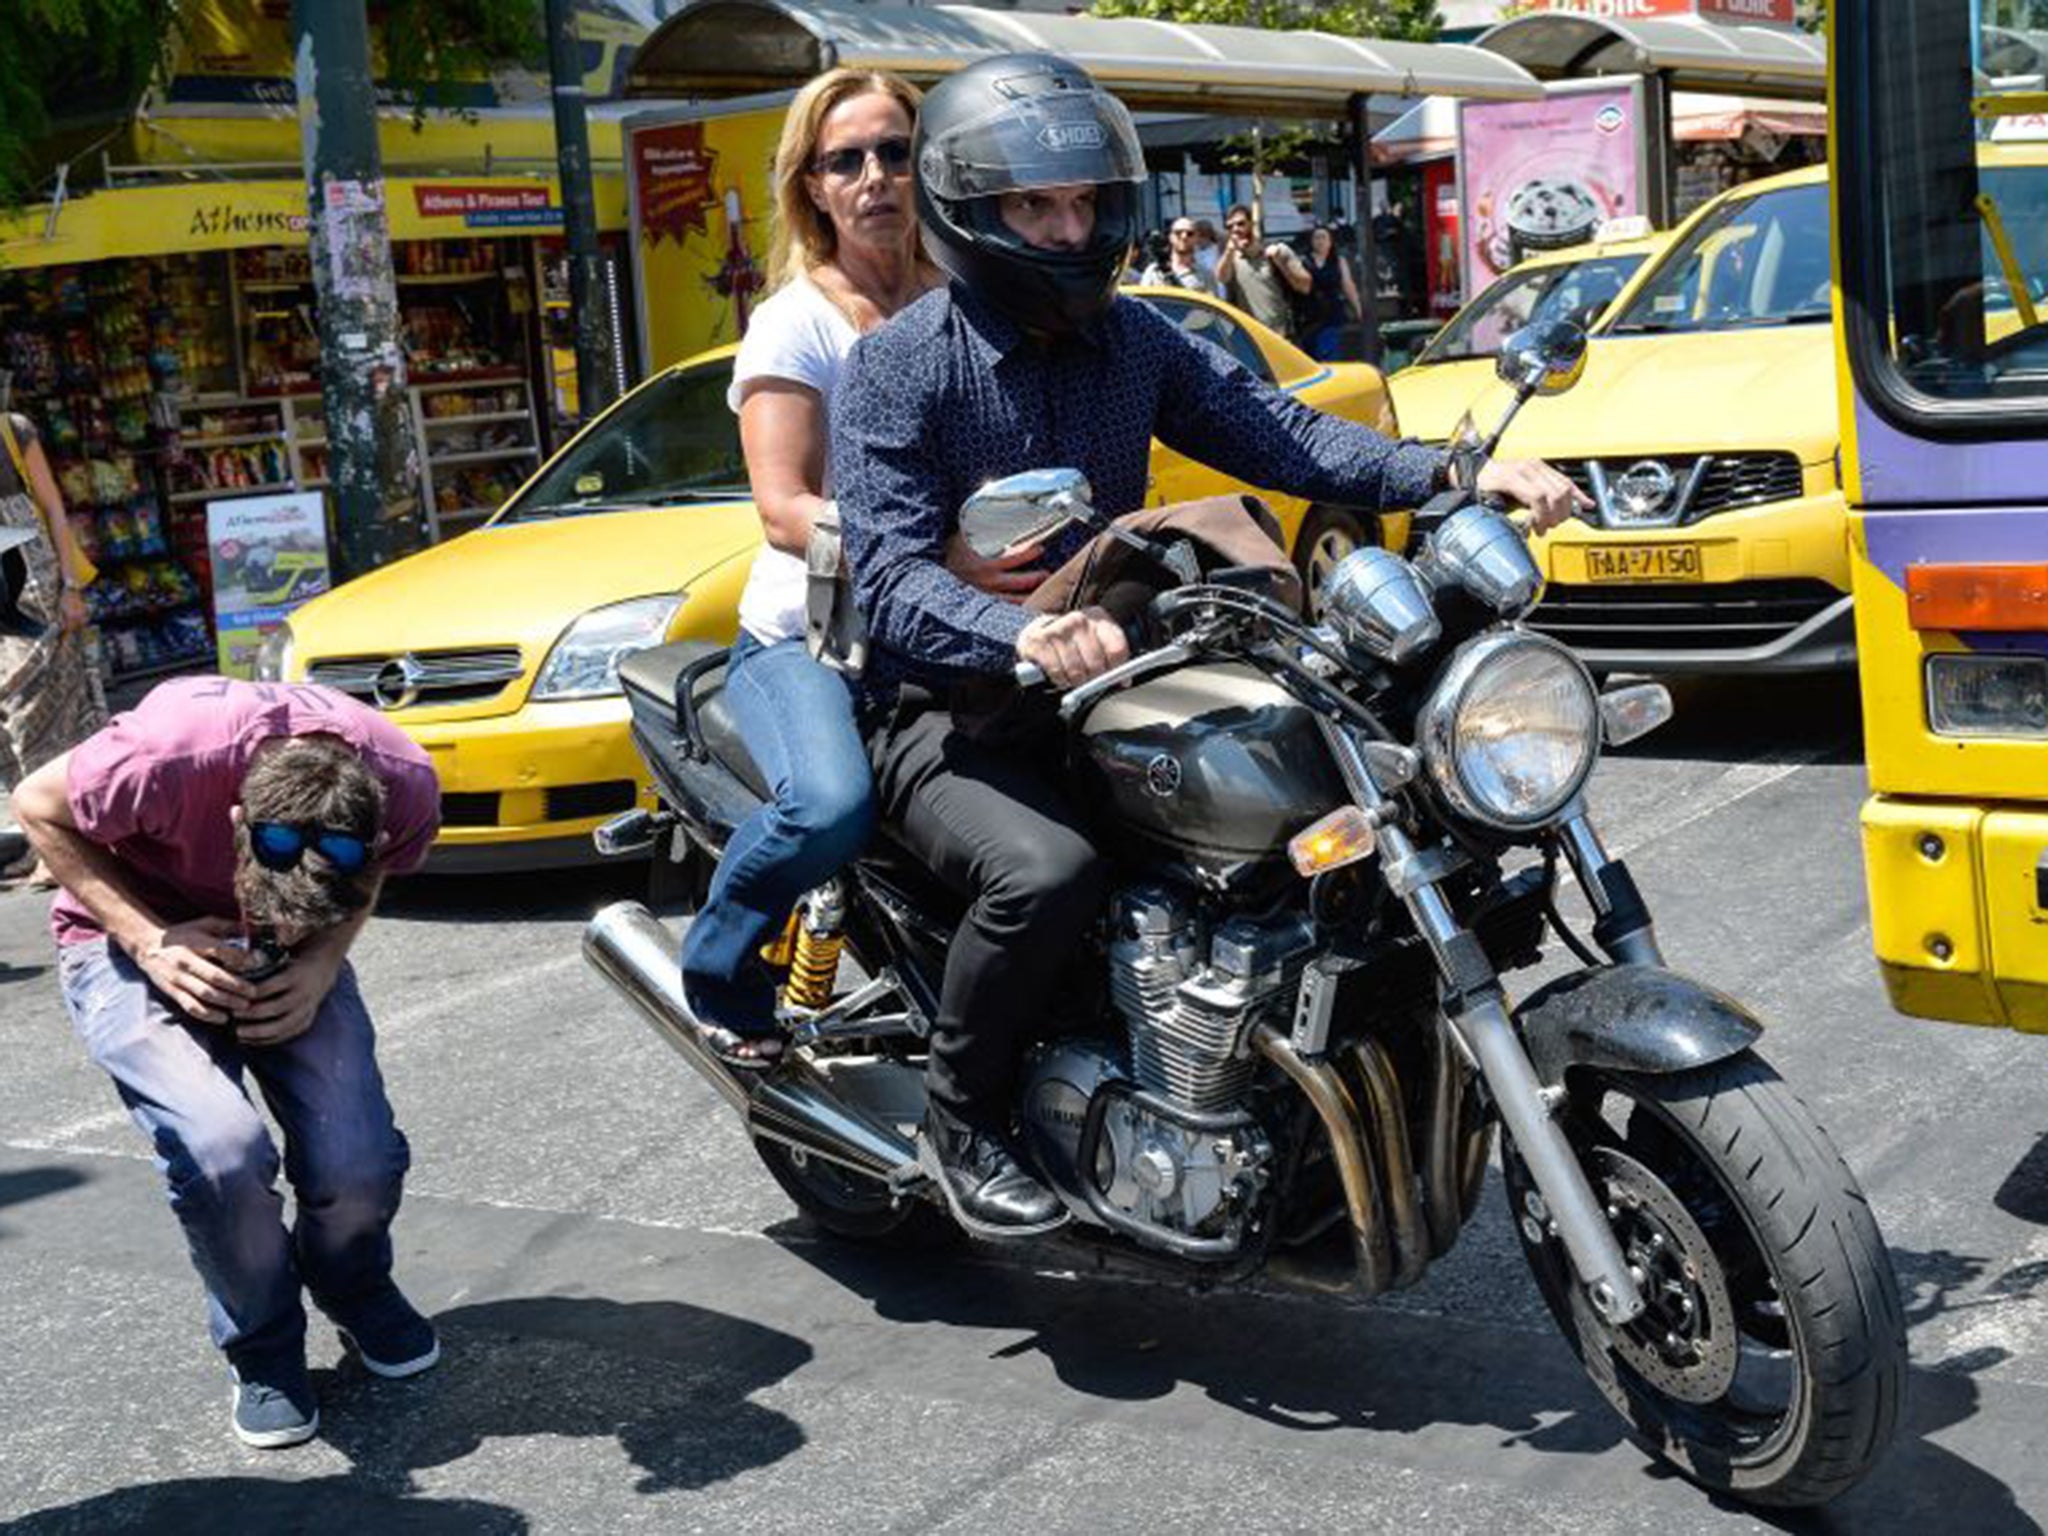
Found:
[1458,83,1644,291]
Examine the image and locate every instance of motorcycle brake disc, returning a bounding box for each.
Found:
[1586,1144,1740,1405]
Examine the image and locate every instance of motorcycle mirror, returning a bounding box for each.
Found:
[959,468,1096,558]
[1495,319,1589,397]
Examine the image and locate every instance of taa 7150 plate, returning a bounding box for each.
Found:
[1584,544,1704,583]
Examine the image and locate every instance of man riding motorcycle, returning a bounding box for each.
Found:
[833,52,1589,1233]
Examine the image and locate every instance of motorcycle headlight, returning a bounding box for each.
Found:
[253,622,294,682]
[1418,633,1598,831]
[531,595,683,701]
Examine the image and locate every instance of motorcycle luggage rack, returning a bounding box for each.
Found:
[673,644,732,763]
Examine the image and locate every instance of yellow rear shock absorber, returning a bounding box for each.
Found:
[784,881,847,1012]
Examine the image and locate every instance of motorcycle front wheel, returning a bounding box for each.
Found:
[1503,1050,1905,1508]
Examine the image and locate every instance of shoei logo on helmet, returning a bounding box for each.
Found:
[1039,122,1107,152]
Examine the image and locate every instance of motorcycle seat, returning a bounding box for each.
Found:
[618,641,770,801]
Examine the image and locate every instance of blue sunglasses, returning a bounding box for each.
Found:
[249,820,371,875]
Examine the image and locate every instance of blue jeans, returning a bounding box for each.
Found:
[58,938,410,1369]
[680,633,876,1033]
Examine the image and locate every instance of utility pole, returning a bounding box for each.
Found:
[290,0,423,581]
[1348,92,1383,368]
[546,0,619,421]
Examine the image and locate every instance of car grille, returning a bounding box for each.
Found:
[1551,452,1807,528]
[1529,578,1844,654]
[440,792,500,827]
[545,781,638,822]
[307,647,525,710]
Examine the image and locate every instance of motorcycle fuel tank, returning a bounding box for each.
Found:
[1075,661,1346,891]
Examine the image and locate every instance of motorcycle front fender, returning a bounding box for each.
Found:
[1513,964,1763,1088]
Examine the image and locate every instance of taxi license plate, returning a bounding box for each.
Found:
[1584,544,1703,583]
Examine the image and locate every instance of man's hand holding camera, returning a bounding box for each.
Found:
[235,937,345,1047]
[134,916,258,1025]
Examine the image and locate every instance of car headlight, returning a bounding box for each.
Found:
[1418,633,1599,831]
[531,595,683,701]
[253,622,294,682]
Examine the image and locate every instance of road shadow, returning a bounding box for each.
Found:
[1603,673,1865,767]
[1994,1132,2048,1226]
[311,1295,811,1499]
[0,1165,88,1238]
[1,1475,527,1535]
[378,863,648,925]
[782,1229,2037,1532]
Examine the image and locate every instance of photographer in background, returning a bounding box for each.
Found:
[13,677,441,1451]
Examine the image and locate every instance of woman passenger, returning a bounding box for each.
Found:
[679,67,1034,1064]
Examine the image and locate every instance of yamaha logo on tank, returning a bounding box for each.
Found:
[1145,753,1183,798]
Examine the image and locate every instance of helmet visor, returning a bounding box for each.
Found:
[920,80,1146,201]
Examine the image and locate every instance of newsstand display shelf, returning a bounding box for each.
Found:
[414,375,539,542]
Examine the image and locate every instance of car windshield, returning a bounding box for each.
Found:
[497,356,748,521]
[1607,181,1832,335]
[1420,253,1648,363]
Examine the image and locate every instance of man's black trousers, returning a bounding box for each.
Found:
[869,702,1106,1133]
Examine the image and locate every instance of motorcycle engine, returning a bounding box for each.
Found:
[1021,885,1306,1245]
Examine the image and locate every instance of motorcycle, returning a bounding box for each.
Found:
[584,321,1905,1508]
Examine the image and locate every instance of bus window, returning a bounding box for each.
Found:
[1839,4,2048,412]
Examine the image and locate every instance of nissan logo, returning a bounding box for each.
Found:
[1611,460,1679,524]
[371,654,425,711]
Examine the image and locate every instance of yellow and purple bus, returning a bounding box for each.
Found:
[1835,6,2048,1031]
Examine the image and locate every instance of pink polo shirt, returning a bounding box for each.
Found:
[50,677,441,946]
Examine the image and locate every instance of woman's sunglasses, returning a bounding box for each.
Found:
[813,136,913,180]
[249,820,371,876]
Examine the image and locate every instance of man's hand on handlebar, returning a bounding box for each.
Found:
[1474,458,1594,534]
[1017,605,1131,689]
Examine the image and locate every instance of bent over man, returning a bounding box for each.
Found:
[834,53,1588,1235]
[14,677,441,1448]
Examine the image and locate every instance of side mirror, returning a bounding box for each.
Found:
[1496,319,1588,396]
[960,468,1096,559]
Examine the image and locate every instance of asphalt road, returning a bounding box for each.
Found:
[3,674,2046,1534]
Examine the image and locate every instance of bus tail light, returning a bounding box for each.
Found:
[1905,562,2048,631]
[1926,654,2048,738]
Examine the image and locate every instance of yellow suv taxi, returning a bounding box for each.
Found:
[1484,166,1847,674]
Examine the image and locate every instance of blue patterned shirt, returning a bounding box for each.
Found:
[833,284,1446,684]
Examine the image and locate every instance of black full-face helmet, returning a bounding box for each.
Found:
[914,52,1146,336]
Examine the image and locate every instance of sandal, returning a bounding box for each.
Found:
[697,1021,786,1071]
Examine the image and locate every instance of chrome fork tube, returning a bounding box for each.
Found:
[1321,724,1645,1325]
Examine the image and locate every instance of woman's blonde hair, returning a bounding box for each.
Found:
[768,67,923,290]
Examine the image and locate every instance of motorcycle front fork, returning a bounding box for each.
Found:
[1323,727,1650,1326]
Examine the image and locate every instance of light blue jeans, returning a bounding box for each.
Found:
[679,633,875,1034]
[58,937,410,1370]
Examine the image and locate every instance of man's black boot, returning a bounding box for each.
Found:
[918,1104,1065,1237]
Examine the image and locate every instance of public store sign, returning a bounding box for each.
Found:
[205,491,332,678]
[1529,0,1798,24]
[411,184,565,229]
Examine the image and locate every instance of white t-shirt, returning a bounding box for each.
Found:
[727,275,859,644]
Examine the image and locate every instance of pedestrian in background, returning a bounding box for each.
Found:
[13,677,444,1450]
[1302,223,1363,360]
[1192,218,1222,286]
[0,408,104,884]
[1215,203,1310,339]
[1139,218,1219,294]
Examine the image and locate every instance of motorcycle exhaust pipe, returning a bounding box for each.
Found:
[583,902,920,1185]
[1343,1038,1428,1290]
[1254,1026,1392,1296]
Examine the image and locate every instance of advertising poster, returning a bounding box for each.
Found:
[206,492,332,678]
[1457,81,1646,292]
[629,104,782,371]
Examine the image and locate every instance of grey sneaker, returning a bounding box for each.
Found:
[332,1283,440,1379]
[229,1356,319,1449]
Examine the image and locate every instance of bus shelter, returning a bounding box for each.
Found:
[622,0,1548,364]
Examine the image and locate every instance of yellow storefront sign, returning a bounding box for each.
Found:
[0,174,627,272]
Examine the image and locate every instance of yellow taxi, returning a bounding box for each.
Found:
[1475,167,1846,675]
[263,289,1405,868]
[1389,225,1670,446]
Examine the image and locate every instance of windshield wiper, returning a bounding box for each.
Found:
[506,488,749,520]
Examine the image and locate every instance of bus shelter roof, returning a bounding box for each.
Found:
[624,0,1545,118]
[1476,13,1824,102]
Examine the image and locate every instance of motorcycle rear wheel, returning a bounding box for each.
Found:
[754,1139,958,1249]
[1504,1050,1904,1508]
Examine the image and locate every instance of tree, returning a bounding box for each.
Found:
[0,0,538,215]
[1090,0,1442,45]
